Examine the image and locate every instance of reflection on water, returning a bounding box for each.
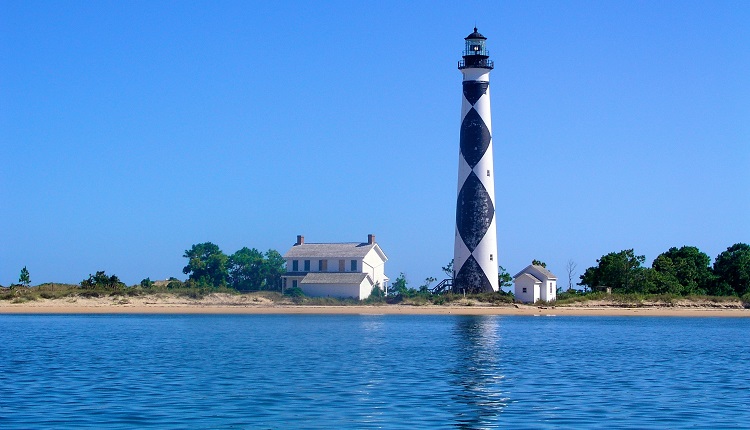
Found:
[451,316,509,428]
[0,315,749,429]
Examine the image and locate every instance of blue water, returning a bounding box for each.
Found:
[0,314,748,429]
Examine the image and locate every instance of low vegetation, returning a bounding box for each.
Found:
[3,242,748,309]
[554,290,748,308]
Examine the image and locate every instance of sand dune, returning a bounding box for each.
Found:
[0,294,747,317]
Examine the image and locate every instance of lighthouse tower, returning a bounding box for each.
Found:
[453,28,499,293]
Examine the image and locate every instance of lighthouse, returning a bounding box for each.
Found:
[453,28,499,293]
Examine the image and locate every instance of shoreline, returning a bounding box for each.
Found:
[1,301,748,317]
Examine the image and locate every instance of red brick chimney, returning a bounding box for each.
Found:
[367,234,375,245]
[296,235,304,245]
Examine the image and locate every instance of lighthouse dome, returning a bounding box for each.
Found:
[465,27,487,40]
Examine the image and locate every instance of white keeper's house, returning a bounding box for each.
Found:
[282,234,389,300]
[513,264,558,303]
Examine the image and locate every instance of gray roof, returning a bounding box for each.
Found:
[516,273,541,283]
[284,242,378,259]
[300,272,370,285]
[513,264,558,280]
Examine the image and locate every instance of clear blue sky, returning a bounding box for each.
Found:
[2,1,748,288]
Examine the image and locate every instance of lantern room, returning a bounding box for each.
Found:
[459,27,494,70]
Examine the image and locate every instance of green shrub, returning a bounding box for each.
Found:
[472,291,514,305]
[256,291,285,302]
[650,293,678,305]
[124,287,144,297]
[303,297,359,306]
[176,288,208,300]
[284,287,304,298]
[741,293,750,309]
[39,292,56,299]
[166,278,184,289]
[79,291,101,298]
[405,296,430,306]
[385,295,404,304]
[364,285,386,304]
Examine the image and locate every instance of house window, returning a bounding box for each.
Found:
[292,260,298,271]
[321,260,328,271]
[487,169,491,177]
[292,280,298,288]
[304,260,310,271]
[522,287,527,293]
[351,260,357,271]
[550,284,553,294]
[490,254,493,261]
[318,260,323,271]
[339,260,345,271]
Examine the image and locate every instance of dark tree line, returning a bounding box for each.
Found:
[182,242,285,291]
[579,243,750,298]
[70,242,286,292]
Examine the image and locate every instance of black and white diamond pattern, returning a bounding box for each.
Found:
[460,108,491,168]
[454,78,497,294]
[455,171,494,252]
[455,254,492,293]
[463,81,489,106]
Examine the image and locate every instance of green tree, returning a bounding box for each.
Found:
[532,260,547,268]
[368,283,385,300]
[442,260,454,279]
[140,277,154,289]
[498,266,512,289]
[419,276,437,293]
[713,243,750,296]
[637,267,682,295]
[81,271,125,289]
[18,266,30,287]
[651,246,713,295]
[262,249,286,291]
[579,249,646,293]
[228,247,266,291]
[389,272,409,297]
[182,242,229,288]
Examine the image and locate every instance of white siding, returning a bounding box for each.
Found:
[541,280,557,302]
[300,278,372,300]
[359,277,373,300]
[363,248,388,289]
[514,276,540,303]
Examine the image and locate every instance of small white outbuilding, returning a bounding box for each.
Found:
[513,264,558,303]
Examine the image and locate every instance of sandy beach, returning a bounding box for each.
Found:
[1,294,748,317]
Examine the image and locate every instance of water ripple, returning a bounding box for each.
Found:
[0,315,748,428]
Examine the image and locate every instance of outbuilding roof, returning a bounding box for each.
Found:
[300,272,370,285]
[513,264,558,280]
[517,273,542,284]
